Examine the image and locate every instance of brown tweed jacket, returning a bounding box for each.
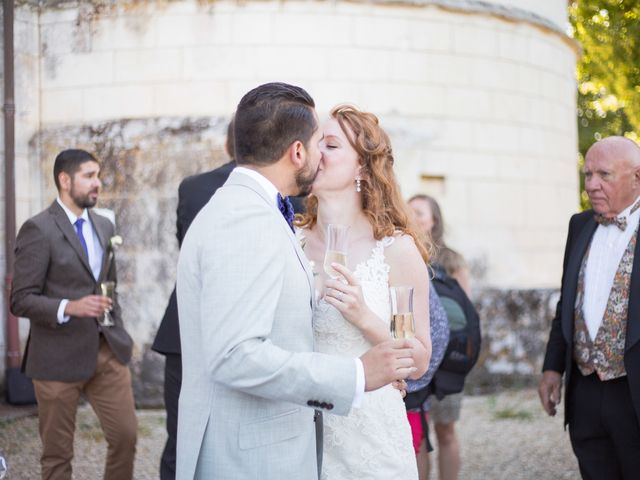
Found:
[11,201,133,382]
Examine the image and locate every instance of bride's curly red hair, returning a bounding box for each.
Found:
[296,104,430,262]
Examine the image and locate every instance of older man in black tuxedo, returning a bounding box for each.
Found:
[538,136,640,479]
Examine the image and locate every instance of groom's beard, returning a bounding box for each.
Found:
[295,161,317,196]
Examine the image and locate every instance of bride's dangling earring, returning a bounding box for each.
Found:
[356,178,361,193]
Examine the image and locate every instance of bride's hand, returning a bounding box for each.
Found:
[324,263,377,331]
[392,379,407,398]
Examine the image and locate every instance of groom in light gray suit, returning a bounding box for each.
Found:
[176,83,417,479]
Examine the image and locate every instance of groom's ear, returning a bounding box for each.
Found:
[288,140,306,169]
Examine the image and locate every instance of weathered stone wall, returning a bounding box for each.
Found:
[443,0,568,29]
[3,0,579,402]
[1,5,6,375]
[31,116,564,404]
[466,287,559,393]
[0,3,42,375]
[25,0,578,289]
[33,116,231,405]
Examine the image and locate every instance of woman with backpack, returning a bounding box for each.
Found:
[408,194,475,480]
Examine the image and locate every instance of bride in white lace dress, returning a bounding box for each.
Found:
[297,105,432,479]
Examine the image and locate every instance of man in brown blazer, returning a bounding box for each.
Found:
[11,149,137,480]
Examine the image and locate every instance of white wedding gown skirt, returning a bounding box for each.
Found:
[313,238,418,480]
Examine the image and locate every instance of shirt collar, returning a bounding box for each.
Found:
[233,166,281,207]
[56,197,89,225]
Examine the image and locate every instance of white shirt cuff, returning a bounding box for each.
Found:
[352,358,365,409]
[57,299,70,324]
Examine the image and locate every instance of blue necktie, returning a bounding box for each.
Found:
[74,218,89,257]
[277,194,295,232]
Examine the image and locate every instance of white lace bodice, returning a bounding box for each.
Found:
[312,236,418,480]
[313,237,394,357]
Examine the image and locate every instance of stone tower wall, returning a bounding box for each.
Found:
[1,0,579,398]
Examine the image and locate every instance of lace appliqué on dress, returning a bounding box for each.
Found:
[314,238,393,357]
[313,236,418,480]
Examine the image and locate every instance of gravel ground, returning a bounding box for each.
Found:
[0,388,579,479]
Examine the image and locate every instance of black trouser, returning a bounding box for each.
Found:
[160,354,182,480]
[568,372,640,480]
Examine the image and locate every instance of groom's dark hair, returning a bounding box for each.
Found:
[234,82,317,166]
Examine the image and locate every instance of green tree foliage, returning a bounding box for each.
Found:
[569,1,640,209]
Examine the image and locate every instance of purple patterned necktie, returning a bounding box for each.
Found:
[74,218,89,256]
[277,194,295,232]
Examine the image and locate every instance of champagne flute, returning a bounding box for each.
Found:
[99,281,116,327]
[323,224,349,279]
[389,286,415,339]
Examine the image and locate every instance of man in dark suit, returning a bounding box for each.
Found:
[152,156,235,480]
[11,149,137,480]
[153,120,307,479]
[538,136,640,479]
[153,118,239,480]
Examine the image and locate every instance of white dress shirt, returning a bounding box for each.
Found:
[233,167,366,407]
[583,194,640,340]
[56,198,104,324]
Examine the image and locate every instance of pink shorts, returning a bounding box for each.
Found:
[407,411,429,454]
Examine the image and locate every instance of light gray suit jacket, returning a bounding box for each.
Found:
[175,171,357,480]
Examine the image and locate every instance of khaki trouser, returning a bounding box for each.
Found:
[33,338,137,480]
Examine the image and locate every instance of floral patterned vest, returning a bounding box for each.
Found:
[573,226,638,380]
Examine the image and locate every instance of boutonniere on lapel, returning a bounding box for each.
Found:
[104,235,123,276]
[108,235,123,252]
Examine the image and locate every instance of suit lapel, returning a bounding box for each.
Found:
[226,172,316,304]
[89,210,110,282]
[288,229,316,309]
[626,215,640,350]
[49,202,94,279]
[562,216,597,342]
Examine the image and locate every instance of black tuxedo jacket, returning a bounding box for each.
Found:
[542,210,640,426]
[152,161,236,355]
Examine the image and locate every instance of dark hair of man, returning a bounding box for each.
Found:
[53,149,99,191]
[233,82,317,166]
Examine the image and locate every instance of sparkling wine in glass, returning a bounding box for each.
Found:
[323,224,349,279]
[389,286,415,339]
[99,281,116,327]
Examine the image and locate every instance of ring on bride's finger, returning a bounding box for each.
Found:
[337,291,344,301]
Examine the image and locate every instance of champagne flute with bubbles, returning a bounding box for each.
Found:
[323,224,350,279]
[389,286,415,339]
[99,281,116,327]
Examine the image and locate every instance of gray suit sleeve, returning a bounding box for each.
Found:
[11,220,61,328]
[180,204,356,414]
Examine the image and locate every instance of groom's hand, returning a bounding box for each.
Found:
[360,339,416,392]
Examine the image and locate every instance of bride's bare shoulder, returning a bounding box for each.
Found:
[388,232,419,251]
[385,233,422,263]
